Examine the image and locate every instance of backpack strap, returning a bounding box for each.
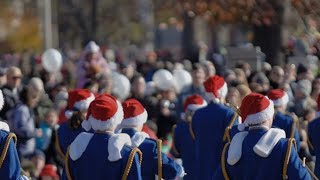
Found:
[221,142,231,180]
[122,148,142,180]
[55,130,66,160]
[0,133,17,168]
[282,138,296,180]
[156,139,163,180]
[223,112,238,143]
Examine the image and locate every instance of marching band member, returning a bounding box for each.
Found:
[120,98,184,180]
[56,89,95,159]
[215,93,311,179]
[267,89,301,151]
[65,94,142,180]
[172,94,207,180]
[308,94,320,178]
[192,75,238,179]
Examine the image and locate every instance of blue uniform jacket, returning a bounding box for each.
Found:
[308,117,320,178]
[192,102,237,180]
[0,130,24,180]
[122,128,181,180]
[172,121,196,180]
[273,111,301,151]
[214,128,311,180]
[65,133,142,180]
[56,122,85,158]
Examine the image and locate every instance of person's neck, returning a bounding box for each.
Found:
[95,130,114,134]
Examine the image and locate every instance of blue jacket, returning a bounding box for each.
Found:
[273,111,301,151]
[65,133,142,180]
[192,102,237,180]
[172,121,196,180]
[308,117,320,178]
[122,128,182,180]
[214,128,311,180]
[56,122,85,158]
[0,130,25,180]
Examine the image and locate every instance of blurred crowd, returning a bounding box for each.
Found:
[0,38,319,179]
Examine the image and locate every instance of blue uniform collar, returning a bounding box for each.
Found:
[121,128,137,137]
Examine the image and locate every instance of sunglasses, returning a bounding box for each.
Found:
[12,76,21,80]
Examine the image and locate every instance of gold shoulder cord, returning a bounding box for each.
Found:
[289,113,298,139]
[0,133,17,168]
[55,130,66,160]
[156,140,163,180]
[223,113,238,143]
[171,125,180,155]
[283,138,296,180]
[65,147,72,180]
[221,142,230,180]
[189,119,196,140]
[122,147,142,180]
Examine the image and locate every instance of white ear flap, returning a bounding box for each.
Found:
[108,133,132,162]
[81,120,91,131]
[227,131,249,165]
[253,128,286,157]
[69,132,94,161]
[0,90,4,111]
[131,132,149,147]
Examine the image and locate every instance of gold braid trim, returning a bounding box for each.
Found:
[55,130,66,160]
[289,113,298,139]
[157,140,162,180]
[171,125,180,156]
[223,113,238,143]
[283,138,296,180]
[122,148,142,180]
[0,133,17,168]
[221,142,230,180]
[65,147,72,180]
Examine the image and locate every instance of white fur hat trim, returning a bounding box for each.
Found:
[82,100,123,132]
[121,110,148,127]
[272,93,289,107]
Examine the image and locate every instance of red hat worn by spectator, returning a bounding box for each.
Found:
[65,89,95,118]
[238,93,274,130]
[267,89,289,107]
[40,164,59,178]
[81,94,123,131]
[203,75,228,101]
[121,99,148,127]
[183,94,207,112]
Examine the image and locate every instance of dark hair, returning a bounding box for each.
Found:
[67,111,85,129]
[19,87,28,104]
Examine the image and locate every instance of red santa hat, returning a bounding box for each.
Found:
[267,89,289,107]
[40,164,59,178]
[183,94,207,112]
[81,94,123,131]
[84,41,100,54]
[121,99,148,127]
[65,89,95,118]
[203,75,228,101]
[238,93,274,130]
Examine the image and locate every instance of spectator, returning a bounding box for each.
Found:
[268,66,284,89]
[0,67,6,88]
[9,77,44,157]
[36,109,58,151]
[0,66,23,121]
[29,150,46,179]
